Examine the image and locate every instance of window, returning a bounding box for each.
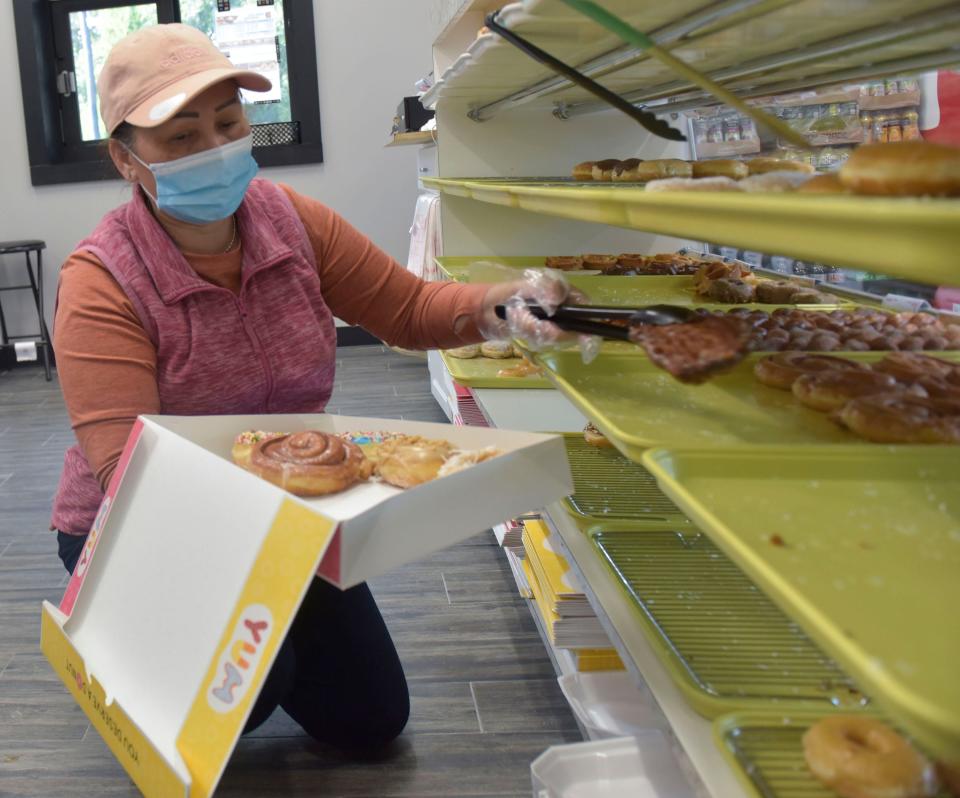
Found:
[13,0,322,186]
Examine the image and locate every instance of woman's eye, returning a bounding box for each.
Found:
[171,132,191,143]
[220,121,236,130]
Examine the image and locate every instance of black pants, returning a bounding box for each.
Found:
[57,531,409,750]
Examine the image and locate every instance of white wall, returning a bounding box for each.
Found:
[0,0,449,338]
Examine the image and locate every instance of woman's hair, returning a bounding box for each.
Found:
[111,122,136,148]
[107,122,137,181]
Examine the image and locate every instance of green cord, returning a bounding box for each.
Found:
[559,0,656,50]
[558,0,812,149]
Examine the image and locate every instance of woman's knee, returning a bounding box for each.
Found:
[289,671,410,751]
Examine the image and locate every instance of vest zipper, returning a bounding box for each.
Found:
[234,295,275,412]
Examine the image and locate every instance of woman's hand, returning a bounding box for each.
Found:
[476,267,600,362]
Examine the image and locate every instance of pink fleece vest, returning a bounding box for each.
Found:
[51,179,337,534]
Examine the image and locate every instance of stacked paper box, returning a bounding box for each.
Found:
[522,520,612,650]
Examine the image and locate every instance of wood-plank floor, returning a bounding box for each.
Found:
[0,347,579,797]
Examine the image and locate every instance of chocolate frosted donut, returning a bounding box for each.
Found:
[249,431,372,496]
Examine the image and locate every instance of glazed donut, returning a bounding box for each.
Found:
[231,430,286,469]
[572,161,595,181]
[739,171,814,193]
[645,176,742,192]
[840,393,960,443]
[375,437,455,488]
[591,158,623,181]
[803,716,937,798]
[629,159,693,181]
[839,141,960,197]
[755,280,801,304]
[691,159,749,180]
[545,256,584,271]
[746,157,815,175]
[581,254,619,271]
[436,446,502,477]
[873,352,960,383]
[611,158,643,182]
[754,352,870,390]
[248,431,371,496]
[798,172,849,194]
[445,344,481,359]
[480,340,515,359]
[791,370,901,412]
[583,422,613,448]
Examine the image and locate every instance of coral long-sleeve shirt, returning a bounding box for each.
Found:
[54,184,486,491]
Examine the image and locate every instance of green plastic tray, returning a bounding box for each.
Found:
[644,445,960,763]
[537,350,960,460]
[591,526,862,719]
[714,711,952,798]
[439,350,552,389]
[423,179,960,288]
[435,256,855,310]
[561,434,688,526]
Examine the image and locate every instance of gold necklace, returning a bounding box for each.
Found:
[222,216,238,253]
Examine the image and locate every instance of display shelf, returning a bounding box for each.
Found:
[425,0,960,120]
[424,178,960,285]
[543,503,749,798]
[643,446,960,762]
[385,131,435,147]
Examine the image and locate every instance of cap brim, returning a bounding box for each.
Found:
[124,67,273,128]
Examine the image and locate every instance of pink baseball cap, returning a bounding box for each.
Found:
[98,23,272,134]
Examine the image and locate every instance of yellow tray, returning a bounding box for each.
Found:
[436,256,552,281]
[535,350,960,460]
[591,524,862,718]
[436,256,857,310]
[713,711,953,798]
[439,350,552,389]
[643,446,960,762]
[424,179,960,287]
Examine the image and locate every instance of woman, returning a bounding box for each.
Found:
[51,23,570,750]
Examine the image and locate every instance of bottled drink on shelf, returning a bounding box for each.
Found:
[722,116,742,142]
[872,113,889,142]
[860,112,874,144]
[886,116,903,143]
[902,111,921,141]
[770,256,794,274]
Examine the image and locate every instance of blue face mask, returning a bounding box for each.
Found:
[127,134,258,224]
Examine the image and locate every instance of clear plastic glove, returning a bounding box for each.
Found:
[474,264,601,364]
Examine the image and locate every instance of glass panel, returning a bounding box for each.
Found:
[179,0,292,126]
[70,3,159,142]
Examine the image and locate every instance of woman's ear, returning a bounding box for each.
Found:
[107,138,138,183]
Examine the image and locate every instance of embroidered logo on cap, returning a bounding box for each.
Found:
[148,92,187,121]
[160,45,206,70]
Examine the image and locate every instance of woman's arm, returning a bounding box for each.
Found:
[281,185,490,350]
[54,254,160,490]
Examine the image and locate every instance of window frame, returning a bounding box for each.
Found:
[13,0,323,186]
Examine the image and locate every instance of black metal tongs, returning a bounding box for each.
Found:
[483,12,686,142]
[494,301,698,340]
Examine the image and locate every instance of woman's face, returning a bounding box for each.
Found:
[109,79,250,197]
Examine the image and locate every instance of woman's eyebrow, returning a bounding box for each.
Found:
[216,97,240,112]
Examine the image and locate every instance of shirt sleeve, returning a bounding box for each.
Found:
[280,184,488,349]
[54,252,160,491]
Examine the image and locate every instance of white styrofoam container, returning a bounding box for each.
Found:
[557,672,668,739]
[531,734,695,798]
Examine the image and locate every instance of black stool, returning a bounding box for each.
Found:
[0,240,52,381]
